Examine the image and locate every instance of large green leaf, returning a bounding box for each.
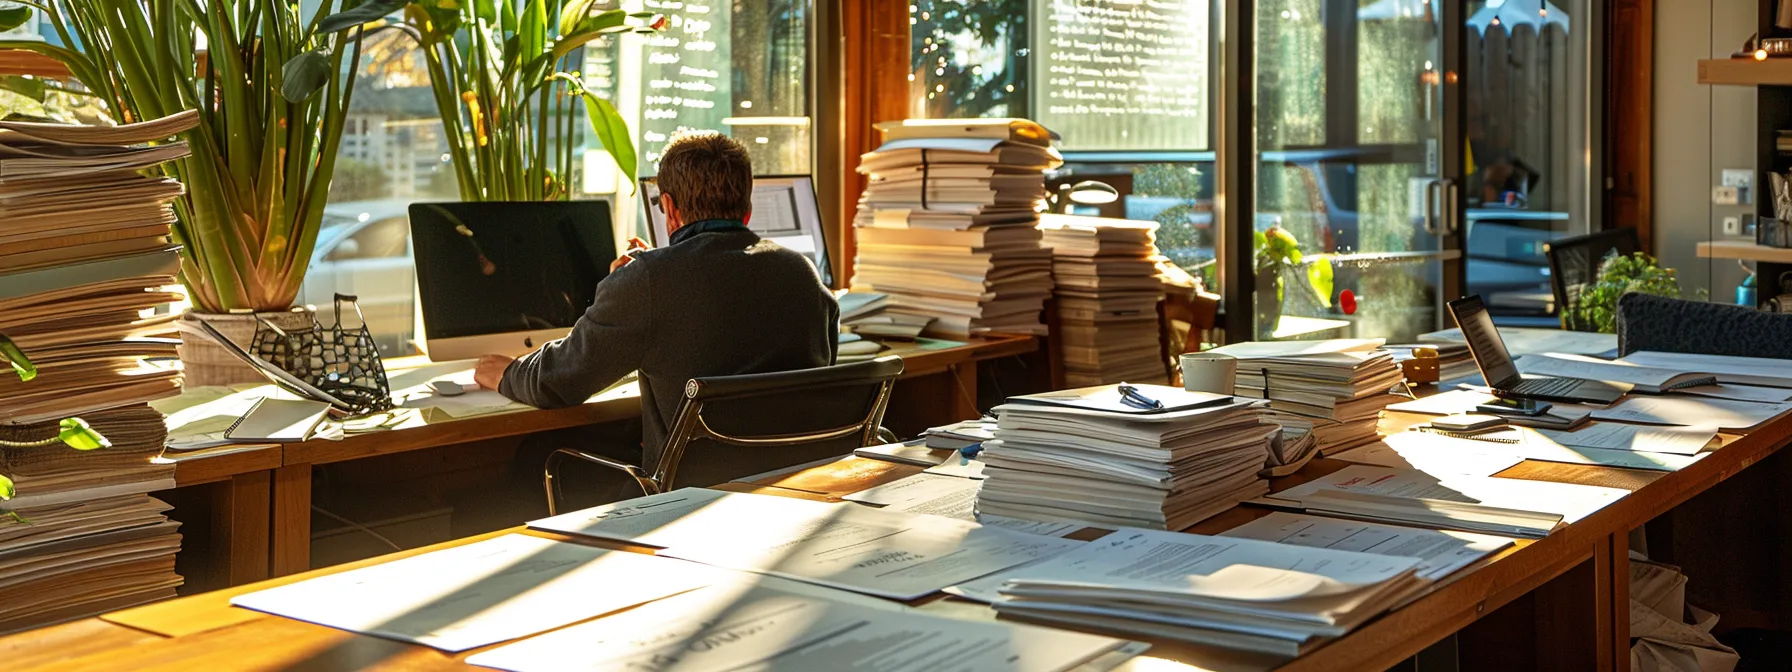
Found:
[0,336,33,382]
[517,0,547,62]
[58,418,110,450]
[0,5,29,33]
[551,9,632,60]
[580,91,636,188]
[1305,256,1334,308]
[0,75,46,102]
[557,0,598,35]
[316,0,409,35]
[0,474,12,501]
[280,49,332,103]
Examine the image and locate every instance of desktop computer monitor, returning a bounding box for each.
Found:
[409,201,617,361]
[638,174,834,287]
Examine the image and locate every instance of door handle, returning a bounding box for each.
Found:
[1443,179,1462,236]
[1423,180,1443,236]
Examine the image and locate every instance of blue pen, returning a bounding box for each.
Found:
[959,442,983,459]
[1117,383,1163,410]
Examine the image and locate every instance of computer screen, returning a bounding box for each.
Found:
[1448,295,1520,387]
[410,201,616,342]
[638,174,834,287]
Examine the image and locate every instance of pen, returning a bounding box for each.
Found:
[1117,383,1163,410]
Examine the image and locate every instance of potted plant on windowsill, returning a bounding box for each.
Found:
[5,0,384,385]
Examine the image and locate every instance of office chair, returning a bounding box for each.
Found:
[1616,293,1792,360]
[544,356,905,514]
[1544,228,1639,330]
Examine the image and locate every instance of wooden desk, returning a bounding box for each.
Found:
[21,393,1787,671]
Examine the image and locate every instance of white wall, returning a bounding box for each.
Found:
[1655,0,1757,302]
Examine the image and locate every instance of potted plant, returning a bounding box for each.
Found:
[1253,226,1334,340]
[0,336,110,519]
[3,0,388,385]
[325,0,664,200]
[1563,252,1681,333]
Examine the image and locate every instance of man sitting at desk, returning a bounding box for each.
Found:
[474,131,839,485]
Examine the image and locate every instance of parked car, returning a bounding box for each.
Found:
[299,199,417,355]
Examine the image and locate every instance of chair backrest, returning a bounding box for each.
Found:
[1617,293,1792,359]
[653,355,905,489]
[1544,228,1639,330]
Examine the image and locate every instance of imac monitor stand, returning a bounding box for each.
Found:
[409,201,617,362]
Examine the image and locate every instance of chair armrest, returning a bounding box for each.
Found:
[543,448,660,515]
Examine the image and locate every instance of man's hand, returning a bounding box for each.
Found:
[609,237,650,272]
[474,354,515,390]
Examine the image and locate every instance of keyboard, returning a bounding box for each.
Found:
[1505,376,1581,398]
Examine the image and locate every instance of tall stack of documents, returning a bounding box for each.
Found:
[1212,339,1404,455]
[975,386,1276,530]
[988,528,1425,657]
[1039,214,1168,385]
[0,112,197,632]
[850,119,1063,336]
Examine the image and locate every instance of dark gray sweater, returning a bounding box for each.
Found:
[498,228,838,468]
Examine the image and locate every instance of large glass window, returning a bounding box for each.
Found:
[910,0,1219,292]
[306,1,816,356]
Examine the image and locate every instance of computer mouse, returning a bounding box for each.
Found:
[429,380,465,397]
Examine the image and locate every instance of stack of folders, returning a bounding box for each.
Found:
[850,119,1063,337]
[0,112,198,633]
[990,528,1426,657]
[976,385,1276,530]
[1039,214,1169,386]
[1212,339,1405,455]
[837,290,932,340]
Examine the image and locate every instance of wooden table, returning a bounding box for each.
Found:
[156,335,1040,588]
[17,388,1790,671]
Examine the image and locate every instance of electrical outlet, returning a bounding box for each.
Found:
[1724,216,1741,235]
[1713,186,1741,205]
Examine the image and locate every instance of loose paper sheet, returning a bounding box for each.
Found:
[1219,512,1514,582]
[1591,396,1792,430]
[228,534,721,652]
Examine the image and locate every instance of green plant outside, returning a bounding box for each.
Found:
[1565,252,1681,334]
[332,0,661,201]
[1255,226,1335,309]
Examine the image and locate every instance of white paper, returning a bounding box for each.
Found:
[853,441,949,466]
[1515,353,1700,389]
[1422,327,1616,356]
[1386,389,1499,416]
[1534,423,1716,456]
[466,583,1134,672]
[856,476,1083,537]
[1620,351,1792,388]
[1674,384,1792,403]
[1209,339,1385,358]
[228,535,721,652]
[1329,433,1525,477]
[925,455,988,479]
[1590,395,1792,430]
[532,489,1077,600]
[1268,465,1627,524]
[1220,512,1514,581]
[842,473,974,506]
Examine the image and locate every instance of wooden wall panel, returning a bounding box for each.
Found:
[1606,0,1653,252]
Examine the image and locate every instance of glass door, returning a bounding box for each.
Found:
[1252,0,1464,342]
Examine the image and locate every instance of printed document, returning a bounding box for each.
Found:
[1220,512,1514,582]
[1534,423,1716,456]
[1590,395,1792,430]
[849,474,1081,537]
[1266,465,1627,525]
[466,583,1137,672]
[228,534,720,652]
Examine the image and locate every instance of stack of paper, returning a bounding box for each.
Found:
[1212,339,1404,454]
[850,120,1063,336]
[837,290,933,340]
[986,528,1426,657]
[1040,214,1168,385]
[923,418,996,450]
[975,386,1276,530]
[0,112,196,633]
[1258,464,1629,538]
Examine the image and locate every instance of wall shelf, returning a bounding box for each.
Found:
[1697,58,1792,86]
[1697,240,1792,264]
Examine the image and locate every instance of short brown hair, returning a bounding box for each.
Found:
[657,132,753,221]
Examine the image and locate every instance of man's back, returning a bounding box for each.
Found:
[498,227,837,468]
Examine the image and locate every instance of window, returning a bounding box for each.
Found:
[323,217,410,263]
[910,0,1220,290]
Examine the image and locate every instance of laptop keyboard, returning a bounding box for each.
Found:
[1507,377,1580,398]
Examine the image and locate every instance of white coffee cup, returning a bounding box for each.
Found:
[1180,352,1238,395]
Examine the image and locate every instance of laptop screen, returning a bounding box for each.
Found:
[639,175,834,287]
[1448,295,1520,387]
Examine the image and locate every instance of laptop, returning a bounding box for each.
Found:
[1446,295,1625,404]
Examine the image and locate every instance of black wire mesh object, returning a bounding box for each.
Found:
[251,295,393,414]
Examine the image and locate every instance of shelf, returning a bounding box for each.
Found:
[1697,240,1792,263]
[1697,58,1792,86]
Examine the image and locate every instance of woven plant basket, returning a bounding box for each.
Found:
[174,307,316,387]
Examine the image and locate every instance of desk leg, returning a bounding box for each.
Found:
[1596,531,1631,672]
[947,361,979,421]
[270,464,312,577]
[208,471,271,587]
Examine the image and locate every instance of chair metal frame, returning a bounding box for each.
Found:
[544,358,901,515]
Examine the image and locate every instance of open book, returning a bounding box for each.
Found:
[1515,353,1716,393]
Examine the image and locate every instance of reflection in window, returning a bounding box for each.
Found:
[1256,0,1326,149]
[910,1,1029,120]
